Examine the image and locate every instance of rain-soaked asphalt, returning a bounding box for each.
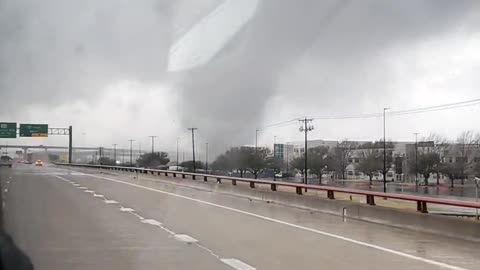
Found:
[1,164,479,270]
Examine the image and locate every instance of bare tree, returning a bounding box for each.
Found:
[357,149,383,184]
[456,131,479,184]
[245,147,270,179]
[332,139,354,179]
[409,152,440,185]
[424,133,450,185]
[307,146,331,184]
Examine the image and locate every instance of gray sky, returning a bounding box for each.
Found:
[1,0,480,158]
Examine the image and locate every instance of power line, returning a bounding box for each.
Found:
[257,98,480,131]
[258,118,299,130]
[312,98,480,120]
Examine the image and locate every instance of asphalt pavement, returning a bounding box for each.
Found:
[1,164,479,270]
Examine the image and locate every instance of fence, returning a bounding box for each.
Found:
[56,163,480,215]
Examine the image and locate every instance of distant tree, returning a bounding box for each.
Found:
[137,152,170,168]
[456,131,480,184]
[332,140,354,179]
[358,141,393,183]
[307,146,331,184]
[211,147,250,177]
[267,156,284,180]
[48,154,60,162]
[409,152,440,185]
[98,157,116,165]
[180,160,204,172]
[438,162,465,188]
[291,156,305,176]
[357,150,383,184]
[211,153,233,172]
[473,161,480,178]
[244,147,270,179]
[424,133,450,185]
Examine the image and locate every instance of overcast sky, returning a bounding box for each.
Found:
[1,0,480,158]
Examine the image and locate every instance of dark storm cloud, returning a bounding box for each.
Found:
[0,0,172,113]
[174,0,479,152]
[1,0,478,153]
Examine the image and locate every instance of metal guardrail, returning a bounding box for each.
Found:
[56,163,480,214]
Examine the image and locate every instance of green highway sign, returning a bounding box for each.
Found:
[0,122,17,138]
[19,124,49,137]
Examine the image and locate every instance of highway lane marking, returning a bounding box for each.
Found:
[84,190,95,193]
[141,219,162,226]
[54,174,255,270]
[93,193,105,198]
[104,200,118,204]
[71,172,468,270]
[221,259,256,270]
[77,187,88,190]
[174,234,198,243]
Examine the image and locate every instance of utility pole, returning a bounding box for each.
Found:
[205,142,209,173]
[299,118,314,187]
[286,143,289,177]
[273,136,277,181]
[68,126,73,164]
[138,142,142,160]
[187,128,198,172]
[414,133,419,186]
[112,144,117,164]
[176,138,179,170]
[255,129,259,151]
[383,108,389,193]
[128,139,135,166]
[149,136,157,154]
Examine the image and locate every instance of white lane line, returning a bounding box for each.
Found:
[221,259,256,270]
[120,207,134,212]
[4,189,7,193]
[130,212,145,220]
[174,234,198,243]
[104,200,118,204]
[93,193,105,198]
[72,183,80,186]
[75,172,468,270]
[84,190,95,193]
[77,187,88,190]
[196,243,221,259]
[141,219,162,226]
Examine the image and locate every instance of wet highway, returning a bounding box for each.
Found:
[1,164,479,270]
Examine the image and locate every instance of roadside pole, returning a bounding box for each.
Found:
[475,177,479,221]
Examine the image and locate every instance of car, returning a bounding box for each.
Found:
[0,156,13,168]
[35,160,44,166]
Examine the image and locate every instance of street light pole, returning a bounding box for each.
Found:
[475,177,479,221]
[112,144,117,164]
[255,129,259,151]
[176,138,179,170]
[383,108,389,193]
[128,139,135,166]
[205,142,209,173]
[149,136,157,154]
[414,133,419,186]
[187,128,198,172]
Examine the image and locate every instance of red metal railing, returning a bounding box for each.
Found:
[57,163,480,214]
